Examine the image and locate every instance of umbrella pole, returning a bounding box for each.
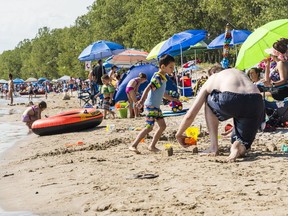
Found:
[194,49,197,83]
[180,44,185,96]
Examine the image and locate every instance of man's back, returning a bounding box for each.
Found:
[204,68,260,95]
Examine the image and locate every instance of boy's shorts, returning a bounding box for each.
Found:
[102,98,110,111]
[207,90,264,149]
[144,106,163,128]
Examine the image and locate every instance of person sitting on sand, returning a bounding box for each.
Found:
[101,74,115,119]
[129,54,179,154]
[126,73,147,118]
[175,68,264,162]
[22,101,47,131]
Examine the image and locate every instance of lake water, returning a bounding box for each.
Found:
[0,98,38,216]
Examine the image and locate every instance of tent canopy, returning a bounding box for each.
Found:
[114,64,177,102]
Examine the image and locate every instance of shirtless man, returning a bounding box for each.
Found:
[176,68,264,162]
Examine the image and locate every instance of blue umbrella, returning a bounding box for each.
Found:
[103,61,114,69]
[157,30,207,58]
[78,40,125,62]
[207,30,252,49]
[13,78,24,84]
[38,77,47,84]
[157,30,207,95]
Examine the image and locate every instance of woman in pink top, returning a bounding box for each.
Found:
[22,101,47,132]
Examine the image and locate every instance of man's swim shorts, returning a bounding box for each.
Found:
[207,90,264,149]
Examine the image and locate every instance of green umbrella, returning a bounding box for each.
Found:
[235,19,288,70]
[146,40,167,60]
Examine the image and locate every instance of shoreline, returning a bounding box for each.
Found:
[0,93,288,215]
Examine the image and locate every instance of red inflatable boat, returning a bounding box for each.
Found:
[32,108,103,136]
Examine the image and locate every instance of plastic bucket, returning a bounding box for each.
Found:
[118,108,128,118]
[185,127,199,141]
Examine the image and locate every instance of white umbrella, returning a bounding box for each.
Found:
[0,79,8,84]
[25,77,37,82]
[58,75,71,81]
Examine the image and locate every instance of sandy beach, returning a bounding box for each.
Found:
[0,90,288,216]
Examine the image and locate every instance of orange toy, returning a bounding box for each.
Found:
[185,137,197,145]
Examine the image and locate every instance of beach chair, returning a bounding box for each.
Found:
[193,77,207,96]
[265,97,288,128]
[77,88,95,108]
[258,83,288,129]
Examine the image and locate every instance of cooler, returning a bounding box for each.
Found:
[179,76,192,87]
[178,87,193,97]
[183,77,192,87]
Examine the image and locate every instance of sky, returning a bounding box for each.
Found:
[0,0,95,54]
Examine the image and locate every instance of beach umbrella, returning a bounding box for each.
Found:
[58,75,70,81]
[207,29,251,49]
[183,65,201,72]
[13,78,24,84]
[78,40,125,62]
[235,19,288,70]
[157,30,207,58]
[105,49,149,67]
[0,79,8,84]
[103,62,114,69]
[158,30,207,95]
[146,40,167,60]
[25,77,37,82]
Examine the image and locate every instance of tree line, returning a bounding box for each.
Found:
[0,0,285,80]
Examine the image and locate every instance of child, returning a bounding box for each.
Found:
[101,74,115,119]
[22,101,47,131]
[114,73,121,91]
[129,54,179,154]
[126,73,147,118]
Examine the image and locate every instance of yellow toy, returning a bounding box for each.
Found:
[179,96,189,102]
[185,127,199,145]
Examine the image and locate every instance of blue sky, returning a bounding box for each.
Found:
[0,0,94,54]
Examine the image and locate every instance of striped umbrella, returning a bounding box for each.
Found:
[105,49,149,67]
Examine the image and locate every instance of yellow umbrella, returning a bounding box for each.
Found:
[146,40,167,60]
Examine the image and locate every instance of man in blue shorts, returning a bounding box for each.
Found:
[176,68,264,162]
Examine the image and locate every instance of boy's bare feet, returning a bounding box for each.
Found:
[148,146,161,153]
[226,141,246,162]
[129,146,141,154]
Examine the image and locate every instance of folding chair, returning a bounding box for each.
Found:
[265,98,288,128]
[77,88,95,108]
[257,83,288,128]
